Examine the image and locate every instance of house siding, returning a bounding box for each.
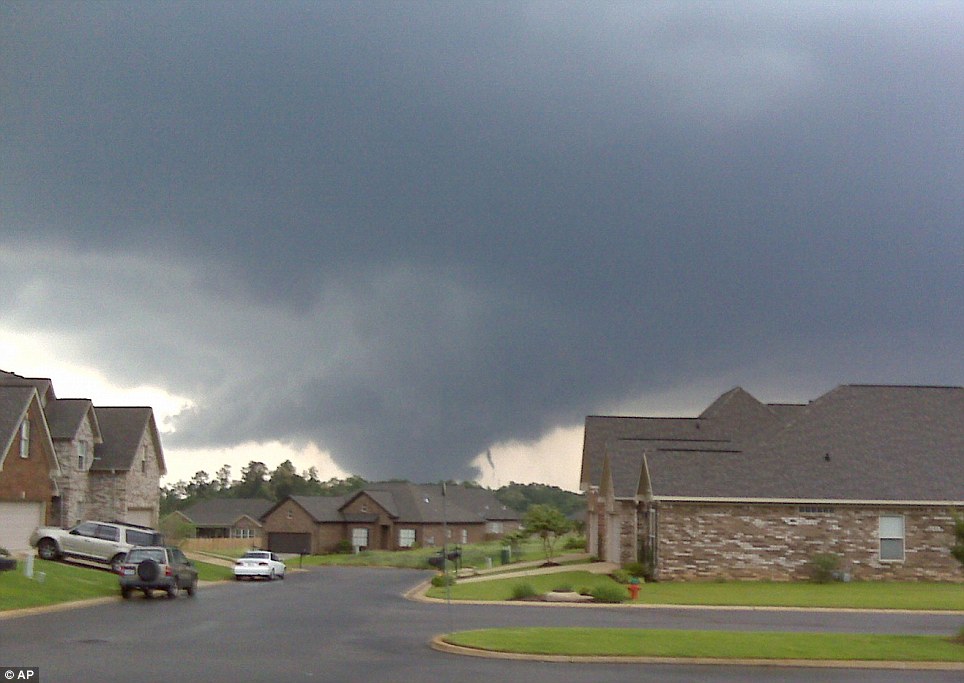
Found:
[86,433,161,526]
[654,502,964,582]
[52,416,96,526]
[0,402,55,523]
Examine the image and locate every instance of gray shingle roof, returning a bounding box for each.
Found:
[585,385,964,503]
[91,406,163,473]
[278,483,518,525]
[179,498,274,526]
[0,386,36,458]
[45,398,99,441]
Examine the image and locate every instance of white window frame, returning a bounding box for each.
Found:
[20,419,30,458]
[460,528,468,544]
[398,528,416,548]
[78,441,88,470]
[879,515,905,562]
[352,527,369,550]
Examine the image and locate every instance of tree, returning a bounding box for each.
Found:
[522,504,571,560]
[953,513,964,568]
[236,461,270,499]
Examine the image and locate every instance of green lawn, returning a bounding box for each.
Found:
[426,572,964,611]
[0,558,233,612]
[443,628,964,662]
[296,538,552,570]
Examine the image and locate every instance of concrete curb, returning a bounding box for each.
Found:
[429,635,964,671]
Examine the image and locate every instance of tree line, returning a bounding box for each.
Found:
[160,460,585,518]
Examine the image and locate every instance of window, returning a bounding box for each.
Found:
[486,521,504,534]
[460,529,468,544]
[78,442,88,469]
[398,528,416,548]
[879,515,904,561]
[20,419,30,458]
[232,528,254,539]
[352,527,369,550]
[95,524,120,542]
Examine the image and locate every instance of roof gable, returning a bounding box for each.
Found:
[45,398,102,443]
[0,386,60,475]
[91,406,166,474]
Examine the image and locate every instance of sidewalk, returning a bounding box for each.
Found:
[455,554,618,583]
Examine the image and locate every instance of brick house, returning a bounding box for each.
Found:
[581,385,964,581]
[260,482,522,554]
[0,370,167,541]
[173,498,274,540]
[0,386,62,550]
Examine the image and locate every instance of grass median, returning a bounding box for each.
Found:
[425,571,964,611]
[442,627,964,663]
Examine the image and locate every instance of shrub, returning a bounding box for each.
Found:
[510,582,539,600]
[807,552,843,583]
[624,561,648,578]
[611,568,632,584]
[431,573,456,588]
[0,547,9,557]
[590,583,627,603]
[333,540,353,555]
[563,536,586,551]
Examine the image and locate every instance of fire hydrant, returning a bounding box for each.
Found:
[627,579,641,600]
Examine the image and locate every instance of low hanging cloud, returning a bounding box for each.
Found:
[1,3,962,482]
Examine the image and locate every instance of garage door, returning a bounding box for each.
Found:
[0,501,45,552]
[267,532,312,554]
[126,508,155,528]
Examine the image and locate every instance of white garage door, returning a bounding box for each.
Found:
[126,508,155,528]
[0,501,45,552]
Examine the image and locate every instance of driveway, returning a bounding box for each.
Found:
[0,567,960,683]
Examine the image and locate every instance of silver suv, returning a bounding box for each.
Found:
[118,546,198,599]
[30,520,163,573]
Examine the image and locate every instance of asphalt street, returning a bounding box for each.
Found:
[0,567,961,683]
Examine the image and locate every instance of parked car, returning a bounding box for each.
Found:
[118,546,198,599]
[30,520,164,573]
[233,550,286,581]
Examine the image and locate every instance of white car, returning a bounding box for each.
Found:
[233,550,286,581]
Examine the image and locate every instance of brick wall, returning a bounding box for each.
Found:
[654,502,963,581]
[0,401,55,519]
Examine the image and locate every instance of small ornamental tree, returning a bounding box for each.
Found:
[522,504,571,560]
[952,513,964,569]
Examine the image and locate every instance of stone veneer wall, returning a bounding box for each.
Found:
[654,502,963,581]
[52,417,96,526]
[86,431,161,526]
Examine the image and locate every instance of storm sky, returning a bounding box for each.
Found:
[2,2,962,487]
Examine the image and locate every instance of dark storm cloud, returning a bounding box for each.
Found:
[2,2,962,480]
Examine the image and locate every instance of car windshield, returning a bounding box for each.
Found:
[241,552,270,560]
[127,548,166,563]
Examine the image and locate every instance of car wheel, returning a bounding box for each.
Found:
[121,587,132,599]
[166,584,177,599]
[269,569,275,580]
[110,554,126,574]
[279,570,285,580]
[37,538,59,561]
[234,574,242,581]
[142,589,153,599]
[187,579,197,597]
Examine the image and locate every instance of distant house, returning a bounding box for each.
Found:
[581,385,964,581]
[0,385,61,550]
[260,482,522,554]
[173,498,274,540]
[0,370,167,537]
